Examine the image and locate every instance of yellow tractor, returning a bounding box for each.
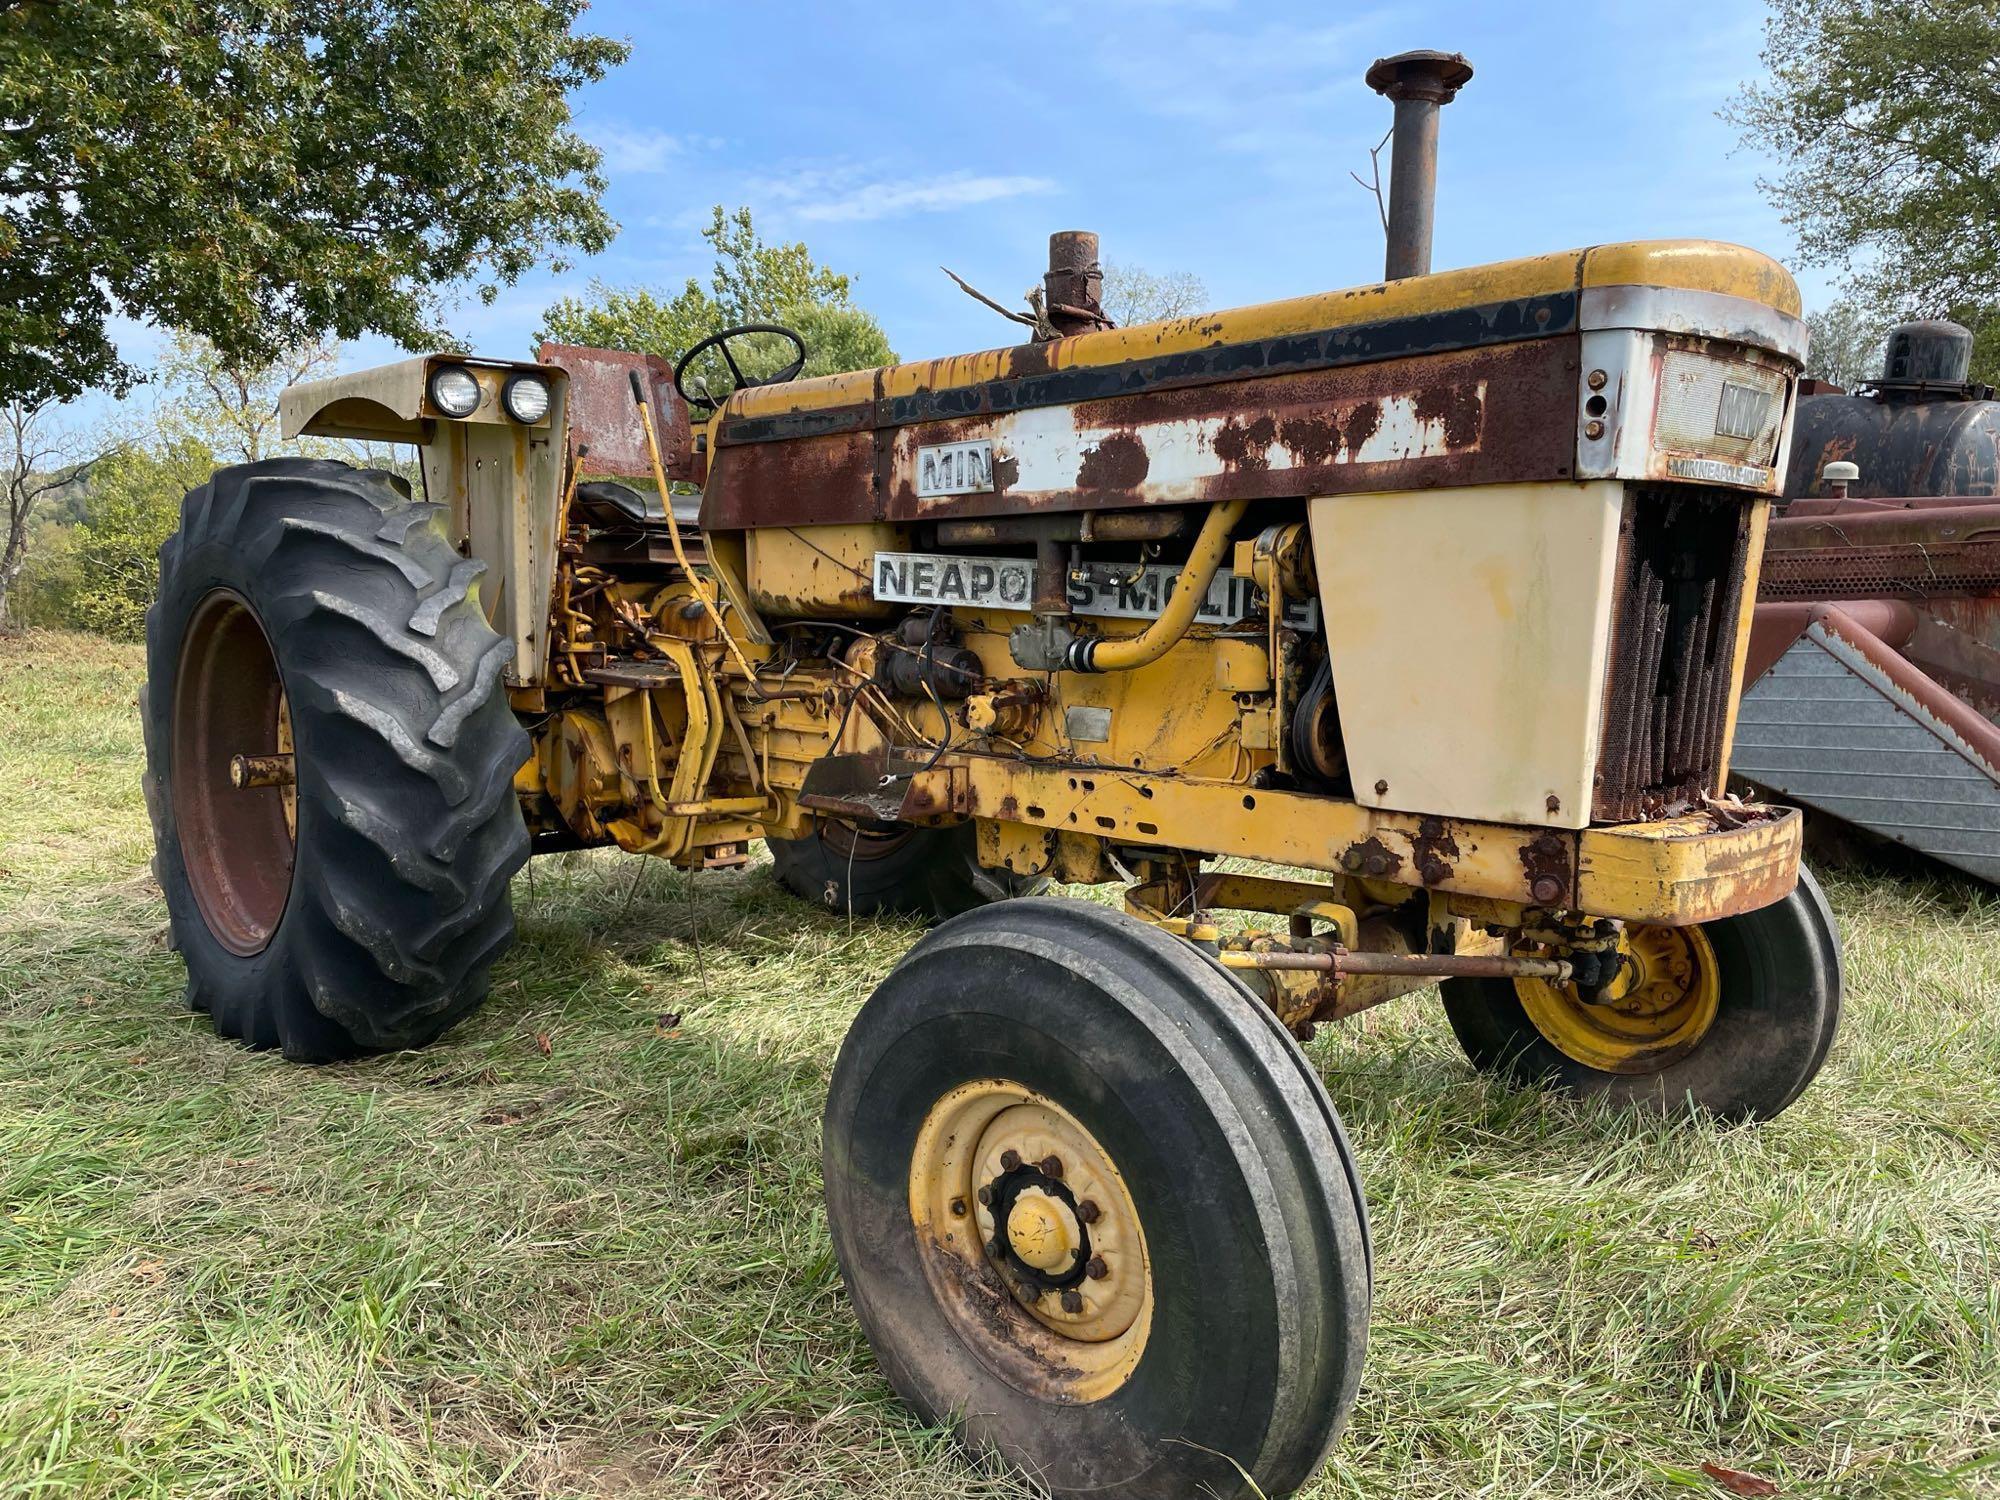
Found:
[141,53,1839,1500]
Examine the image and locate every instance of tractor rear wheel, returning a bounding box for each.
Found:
[1440,867,1843,1121]
[141,458,530,1061]
[823,898,1370,1500]
[767,818,1040,921]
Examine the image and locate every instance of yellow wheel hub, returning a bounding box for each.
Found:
[1516,924,1721,1075]
[1005,1187,1077,1271]
[909,1081,1152,1402]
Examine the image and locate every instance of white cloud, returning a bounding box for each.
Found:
[585,123,720,175]
[747,165,1056,224]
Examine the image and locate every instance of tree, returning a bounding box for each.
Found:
[537,206,896,393]
[159,335,343,465]
[1728,0,2000,382]
[1804,297,1893,390]
[63,440,219,639]
[0,401,120,630]
[1102,265,1211,327]
[0,1,627,409]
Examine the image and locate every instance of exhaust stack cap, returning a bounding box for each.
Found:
[1365,50,1474,282]
[1879,319,1974,390]
[1364,49,1474,104]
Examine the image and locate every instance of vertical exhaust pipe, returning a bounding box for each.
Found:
[1365,50,1473,281]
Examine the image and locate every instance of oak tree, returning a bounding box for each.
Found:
[1730,0,2000,380]
[0,0,628,407]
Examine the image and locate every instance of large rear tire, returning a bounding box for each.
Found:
[1440,867,1843,1121]
[141,458,530,1061]
[823,899,1369,1499]
[767,818,1041,921]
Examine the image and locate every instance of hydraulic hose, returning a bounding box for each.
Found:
[1071,498,1249,672]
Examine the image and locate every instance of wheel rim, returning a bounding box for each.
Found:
[1515,924,1721,1075]
[171,589,295,955]
[909,1080,1153,1403]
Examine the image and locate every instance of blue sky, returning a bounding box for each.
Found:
[105,0,1832,415]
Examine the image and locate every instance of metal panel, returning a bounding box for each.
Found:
[703,337,1579,530]
[1310,480,1626,830]
[1733,625,2000,883]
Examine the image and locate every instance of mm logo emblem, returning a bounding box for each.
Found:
[916,440,996,497]
[1715,381,1775,442]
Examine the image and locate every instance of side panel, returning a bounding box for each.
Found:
[702,334,1580,529]
[1310,481,1625,829]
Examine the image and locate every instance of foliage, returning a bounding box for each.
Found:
[159,334,343,465]
[0,0,628,408]
[8,515,81,629]
[1729,0,2000,382]
[537,206,896,395]
[1,400,119,631]
[57,440,217,640]
[1101,264,1210,327]
[1804,297,1894,390]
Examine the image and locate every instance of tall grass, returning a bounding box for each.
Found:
[1,629,1994,1498]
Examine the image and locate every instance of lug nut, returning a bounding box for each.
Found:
[1000,1149,1021,1172]
[1040,1154,1063,1178]
[989,1235,1007,1259]
[1085,1256,1109,1281]
[1060,1290,1084,1314]
[1076,1199,1100,1224]
[976,1184,993,1207]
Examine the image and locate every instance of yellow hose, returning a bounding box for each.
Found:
[1081,499,1248,672]
[630,379,765,688]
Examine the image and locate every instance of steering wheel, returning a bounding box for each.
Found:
[673,323,809,411]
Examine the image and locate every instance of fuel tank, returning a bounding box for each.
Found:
[1785,320,2000,499]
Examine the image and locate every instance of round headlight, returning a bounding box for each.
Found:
[502,373,552,425]
[427,364,481,418]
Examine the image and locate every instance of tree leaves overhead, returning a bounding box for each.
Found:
[537,205,897,389]
[0,0,628,407]
[1729,0,2000,380]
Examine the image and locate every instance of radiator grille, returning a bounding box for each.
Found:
[1593,488,1754,821]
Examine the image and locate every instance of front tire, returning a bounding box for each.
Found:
[142,458,530,1061]
[1440,867,1843,1121]
[823,899,1370,1499]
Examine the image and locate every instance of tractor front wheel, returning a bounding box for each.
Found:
[142,458,530,1061]
[1440,867,1843,1121]
[823,899,1369,1499]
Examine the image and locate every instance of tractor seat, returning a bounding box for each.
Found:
[573,481,703,531]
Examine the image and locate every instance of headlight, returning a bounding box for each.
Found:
[427,364,481,419]
[502,373,552,425]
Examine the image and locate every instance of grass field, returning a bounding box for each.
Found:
[1,626,1995,1499]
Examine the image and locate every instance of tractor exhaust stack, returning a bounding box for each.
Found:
[1365,50,1473,281]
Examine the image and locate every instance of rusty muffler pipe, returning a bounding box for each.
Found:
[1365,50,1473,281]
[1044,230,1111,337]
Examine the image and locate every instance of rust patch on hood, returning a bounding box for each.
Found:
[1076,430,1150,490]
[1213,414,1278,470]
[1413,382,1483,449]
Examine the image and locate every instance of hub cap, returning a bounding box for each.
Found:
[1516,923,1722,1075]
[910,1081,1152,1401]
[171,589,296,955]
